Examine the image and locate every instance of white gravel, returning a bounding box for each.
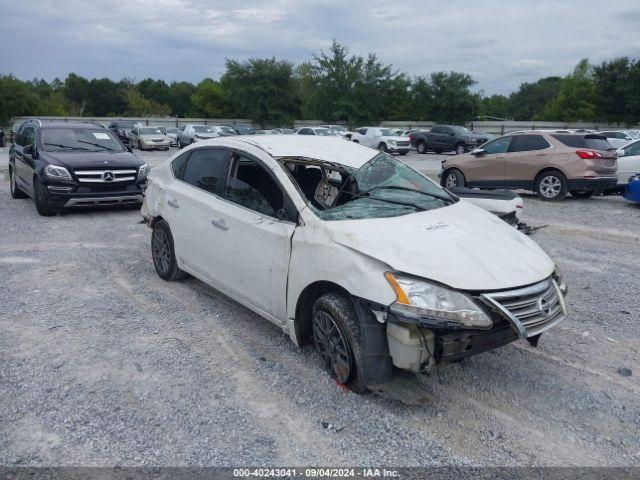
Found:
[0,147,639,467]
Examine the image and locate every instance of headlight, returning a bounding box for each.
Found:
[552,265,567,295]
[138,163,151,178]
[43,164,72,180]
[385,272,492,329]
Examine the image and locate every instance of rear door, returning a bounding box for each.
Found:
[504,134,553,186]
[162,147,232,282]
[463,136,511,185]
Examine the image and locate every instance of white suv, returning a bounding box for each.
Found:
[141,136,567,392]
[350,127,411,155]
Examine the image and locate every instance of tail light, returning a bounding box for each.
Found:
[409,134,413,141]
[576,149,602,159]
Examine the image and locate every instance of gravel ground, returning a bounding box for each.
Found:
[0,146,639,467]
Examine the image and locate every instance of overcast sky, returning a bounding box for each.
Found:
[2,0,639,95]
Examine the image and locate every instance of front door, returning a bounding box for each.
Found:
[464,136,511,185]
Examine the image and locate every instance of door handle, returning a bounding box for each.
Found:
[167,199,179,209]
[211,218,229,231]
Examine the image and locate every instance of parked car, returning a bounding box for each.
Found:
[273,128,294,134]
[227,125,254,135]
[9,120,148,216]
[253,129,282,135]
[10,121,25,143]
[615,139,640,189]
[350,127,410,154]
[130,126,171,151]
[209,125,237,137]
[440,132,618,200]
[294,127,342,137]
[623,174,640,204]
[411,125,490,154]
[107,119,136,145]
[160,127,179,146]
[177,124,218,148]
[141,135,567,392]
[319,125,351,138]
[598,130,639,149]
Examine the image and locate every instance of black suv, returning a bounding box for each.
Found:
[107,119,136,145]
[9,120,149,216]
[410,125,489,154]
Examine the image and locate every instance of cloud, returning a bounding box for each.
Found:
[0,0,637,95]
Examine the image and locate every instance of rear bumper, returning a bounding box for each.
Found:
[568,176,618,191]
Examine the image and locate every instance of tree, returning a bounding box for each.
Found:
[509,76,562,120]
[167,81,196,117]
[137,78,170,106]
[428,71,480,124]
[189,78,229,118]
[0,75,40,125]
[593,57,640,125]
[123,91,170,116]
[479,94,510,120]
[407,76,433,120]
[540,59,597,121]
[221,57,299,127]
[63,73,90,115]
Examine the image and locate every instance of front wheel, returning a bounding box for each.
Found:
[570,190,595,198]
[312,292,366,393]
[34,176,57,216]
[151,220,188,281]
[536,171,568,201]
[378,142,388,153]
[9,165,27,199]
[441,169,466,188]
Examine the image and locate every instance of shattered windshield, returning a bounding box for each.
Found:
[284,153,455,221]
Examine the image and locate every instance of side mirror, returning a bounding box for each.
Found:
[23,144,34,155]
[472,148,485,156]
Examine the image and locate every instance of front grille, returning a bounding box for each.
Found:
[397,141,410,147]
[73,169,138,183]
[481,278,566,338]
[151,139,164,143]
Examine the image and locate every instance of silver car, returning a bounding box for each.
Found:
[177,124,219,148]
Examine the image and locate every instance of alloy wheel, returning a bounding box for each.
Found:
[539,175,561,198]
[445,173,458,188]
[152,228,171,274]
[312,310,353,384]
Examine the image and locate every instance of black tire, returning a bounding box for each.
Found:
[151,220,188,281]
[138,140,143,151]
[570,190,595,198]
[33,176,56,216]
[378,142,388,153]
[441,169,466,188]
[352,139,359,143]
[9,164,27,199]
[312,292,367,393]
[455,143,466,155]
[535,170,568,201]
[416,141,427,154]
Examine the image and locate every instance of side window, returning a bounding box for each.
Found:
[431,127,443,134]
[443,127,454,135]
[509,135,550,152]
[171,152,190,179]
[299,128,312,135]
[20,127,35,147]
[182,148,229,195]
[225,153,285,218]
[355,128,367,135]
[483,136,512,154]
[623,142,640,156]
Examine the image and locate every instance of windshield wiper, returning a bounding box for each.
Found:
[77,140,116,151]
[43,143,92,151]
[354,185,454,203]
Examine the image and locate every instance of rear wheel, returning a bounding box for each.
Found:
[312,292,366,393]
[416,141,427,154]
[570,190,595,198]
[151,220,188,281]
[34,176,57,216]
[441,169,466,188]
[536,171,568,201]
[9,165,27,199]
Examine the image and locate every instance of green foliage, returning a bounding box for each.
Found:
[189,78,229,118]
[221,57,299,127]
[1,48,639,127]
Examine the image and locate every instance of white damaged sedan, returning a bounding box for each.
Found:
[141,136,567,392]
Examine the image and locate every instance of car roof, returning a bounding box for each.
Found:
[40,121,105,129]
[232,135,378,168]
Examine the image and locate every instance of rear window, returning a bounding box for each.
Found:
[551,134,612,151]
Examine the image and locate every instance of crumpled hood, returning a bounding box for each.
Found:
[46,151,143,169]
[324,201,554,291]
